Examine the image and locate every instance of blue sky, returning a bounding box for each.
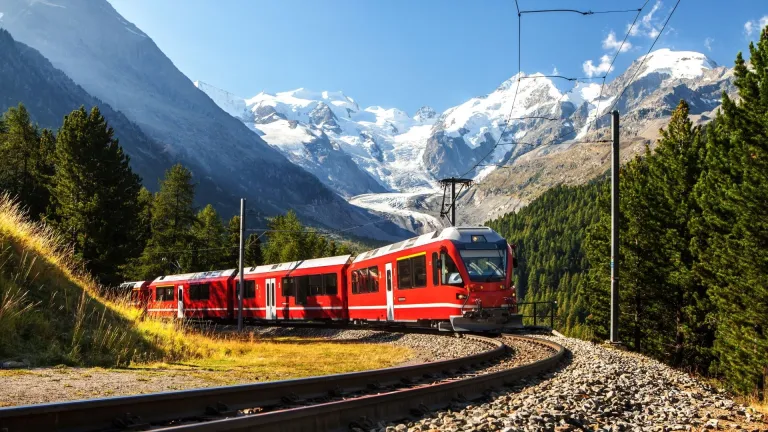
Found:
[108,0,768,114]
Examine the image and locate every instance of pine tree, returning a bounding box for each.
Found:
[0,104,54,218]
[51,106,142,285]
[225,215,242,267]
[695,28,768,399]
[262,210,306,264]
[647,100,711,370]
[191,204,227,271]
[121,187,154,281]
[244,233,263,267]
[136,164,197,278]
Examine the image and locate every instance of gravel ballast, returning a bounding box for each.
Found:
[386,334,767,432]
[245,326,492,360]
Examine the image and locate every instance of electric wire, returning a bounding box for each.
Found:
[520,8,642,16]
[458,0,522,179]
[519,75,601,81]
[603,0,682,116]
[586,0,649,138]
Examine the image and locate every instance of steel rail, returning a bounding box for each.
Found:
[157,335,565,432]
[0,334,503,432]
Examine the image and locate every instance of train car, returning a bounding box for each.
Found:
[240,255,350,322]
[347,226,521,332]
[147,270,236,319]
[122,281,150,309]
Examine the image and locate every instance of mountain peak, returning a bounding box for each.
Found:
[413,106,437,123]
[637,49,717,80]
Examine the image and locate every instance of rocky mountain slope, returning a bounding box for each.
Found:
[197,48,735,228]
[193,82,387,199]
[0,29,172,191]
[194,83,440,195]
[0,0,410,240]
[459,49,736,224]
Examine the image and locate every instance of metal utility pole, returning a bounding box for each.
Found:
[438,177,473,226]
[451,181,456,226]
[610,110,620,344]
[237,198,246,331]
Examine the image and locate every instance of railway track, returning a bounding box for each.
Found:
[0,332,565,432]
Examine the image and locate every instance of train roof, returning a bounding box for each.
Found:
[152,269,237,283]
[244,255,352,275]
[120,281,147,289]
[352,226,504,263]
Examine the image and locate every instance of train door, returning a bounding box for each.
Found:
[265,278,276,320]
[385,262,394,321]
[177,285,184,319]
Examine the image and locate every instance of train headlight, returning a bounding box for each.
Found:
[456,294,468,300]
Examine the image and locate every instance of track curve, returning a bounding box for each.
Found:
[0,333,565,432]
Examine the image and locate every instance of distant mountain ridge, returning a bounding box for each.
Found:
[0,0,411,241]
[195,48,734,227]
[0,0,737,234]
[194,82,441,195]
[0,28,172,191]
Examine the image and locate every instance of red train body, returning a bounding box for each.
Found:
[129,226,522,332]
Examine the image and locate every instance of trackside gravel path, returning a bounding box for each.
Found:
[375,334,767,432]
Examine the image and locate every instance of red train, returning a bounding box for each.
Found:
[129,226,522,332]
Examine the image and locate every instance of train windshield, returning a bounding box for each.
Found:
[459,249,506,282]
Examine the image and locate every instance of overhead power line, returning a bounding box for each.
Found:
[520,8,642,16]
[586,0,649,138]
[459,0,523,179]
[604,0,682,116]
[519,75,601,81]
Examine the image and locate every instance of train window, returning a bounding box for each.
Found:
[432,252,439,286]
[296,276,308,305]
[359,268,369,293]
[236,280,256,299]
[189,283,210,301]
[324,273,338,295]
[282,277,295,296]
[397,254,427,289]
[155,286,173,301]
[352,271,359,294]
[398,259,412,289]
[309,275,323,296]
[413,255,427,288]
[441,252,463,286]
[368,266,379,292]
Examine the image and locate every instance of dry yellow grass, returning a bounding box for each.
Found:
[0,194,412,377]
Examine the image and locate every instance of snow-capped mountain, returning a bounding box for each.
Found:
[195,83,440,195]
[460,48,735,224]
[197,47,734,230]
[193,82,387,198]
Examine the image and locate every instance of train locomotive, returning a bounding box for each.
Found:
[128,226,523,332]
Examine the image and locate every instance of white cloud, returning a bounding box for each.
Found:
[744,16,768,37]
[0,12,4,21]
[627,1,664,39]
[745,21,754,36]
[552,66,559,75]
[583,55,613,78]
[603,31,632,52]
[704,37,714,52]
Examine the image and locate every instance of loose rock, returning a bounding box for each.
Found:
[403,334,768,431]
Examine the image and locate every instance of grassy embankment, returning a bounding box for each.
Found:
[0,195,409,378]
